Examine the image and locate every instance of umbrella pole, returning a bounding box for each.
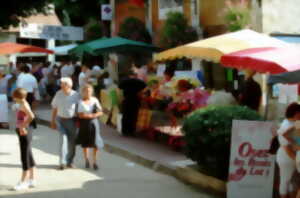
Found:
[262,74,269,120]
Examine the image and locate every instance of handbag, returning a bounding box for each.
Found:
[268,135,279,155]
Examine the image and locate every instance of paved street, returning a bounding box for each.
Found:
[0,125,216,198]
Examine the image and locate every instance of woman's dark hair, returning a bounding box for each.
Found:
[21,65,30,73]
[285,102,300,118]
[164,67,175,78]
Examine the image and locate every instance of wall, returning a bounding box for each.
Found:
[250,0,262,32]
[0,33,16,66]
[113,0,146,36]
[262,0,300,34]
[200,0,228,37]
[151,0,193,45]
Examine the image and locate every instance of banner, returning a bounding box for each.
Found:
[227,120,275,198]
[20,24,83,41]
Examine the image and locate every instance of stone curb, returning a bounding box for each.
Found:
[36,118,226,197]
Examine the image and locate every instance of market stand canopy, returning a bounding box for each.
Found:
[268,69,300,84]
[220,47,300,75]
[70,36,158,56]
[50,44,78,56]
[154,29,290,63]
[0,42,54,55]
[69,37,107,56]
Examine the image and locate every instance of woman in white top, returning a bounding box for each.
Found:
[76,84,104,170]
[276,102,300,198]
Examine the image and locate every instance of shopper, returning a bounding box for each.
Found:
[238,69,262,111]
[51,77,79,170]
[12,88,36,191]
[276,102,300,198]
[119,71,146,136]
[76,84,104,170]
[16,65,39,128]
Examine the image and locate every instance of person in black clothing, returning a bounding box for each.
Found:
[238,70,262,111]
[119,72,146,136]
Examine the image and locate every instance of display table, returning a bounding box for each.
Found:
[136,109,185,150]
[0,94,8,124]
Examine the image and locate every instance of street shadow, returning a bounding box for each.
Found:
[0,152,11,156]
[1,179,104,198]
[0,163,57,170]
[0,178,214,198]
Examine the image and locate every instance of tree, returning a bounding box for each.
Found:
[224,0,251,32]
[84,19,103,41]
[0,0,51,29]
[53,0,108,27]
[160,12,198,49]
[118,17,151,43]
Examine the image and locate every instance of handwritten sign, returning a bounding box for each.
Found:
[227,120,275,198]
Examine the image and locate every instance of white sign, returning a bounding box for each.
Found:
[175,71,198,79]
[278,84,298,104]
[158,0,183,20]
[20,24,84,41]
[227,120,275,198]
[156,64,166,76]
[102,4,113,21]
[0,95,8,123]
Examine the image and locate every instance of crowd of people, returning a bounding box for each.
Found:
[0,60,106,191]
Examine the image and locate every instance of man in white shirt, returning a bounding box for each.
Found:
[16,65,39,128]
[78,65,90,89]
[16,65,39,105]
[60,62,69,78]
[51,77,79,170]
[91,65,102,77]
[60,61,74,78]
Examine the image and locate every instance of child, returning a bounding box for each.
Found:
[12,88,36,191]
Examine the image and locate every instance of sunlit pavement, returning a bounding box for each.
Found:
[0,125,216,198]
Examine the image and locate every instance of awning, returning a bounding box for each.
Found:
[70,37,158,56]
[268,70,300,84]
[69,37,107,56]
[50,44,78,55]
[271,35,300,44]
[154,29,290,62]
[0,42,54,55]
[220,46,300,74]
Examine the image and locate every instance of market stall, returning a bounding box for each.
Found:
[0,42,53,128]
[141,29,293,149]
[154,29,290,62]
[220,46,300,120]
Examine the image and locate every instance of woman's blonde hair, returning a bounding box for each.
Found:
[12,88,27,100]
[80,83,94,95]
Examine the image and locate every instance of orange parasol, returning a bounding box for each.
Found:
[0,42,54,55]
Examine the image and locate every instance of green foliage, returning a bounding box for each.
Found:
[84,19,103,41]
[182,105,262,179]
[224,0,251,32]
[53,0,105,26]
[160,12,198,49]
[0,0,51,28]
[118,17,152,43]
